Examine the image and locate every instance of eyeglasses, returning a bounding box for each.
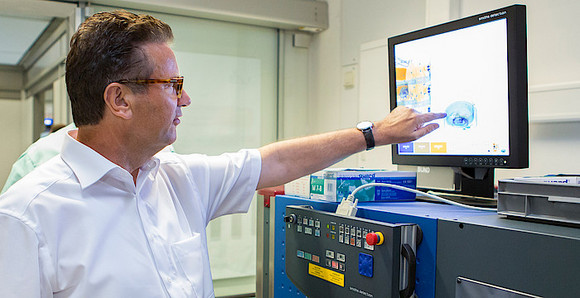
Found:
[114,76,184,99]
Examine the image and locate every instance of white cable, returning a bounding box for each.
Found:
[347,182,497,212]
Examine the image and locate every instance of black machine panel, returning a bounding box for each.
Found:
[284,205,420,298]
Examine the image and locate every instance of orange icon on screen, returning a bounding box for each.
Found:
[431,142,447,153]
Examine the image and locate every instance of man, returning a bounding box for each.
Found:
[0,10,445,298]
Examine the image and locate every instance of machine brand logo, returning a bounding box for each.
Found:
[417,166,431,174]
[349,286,374,297]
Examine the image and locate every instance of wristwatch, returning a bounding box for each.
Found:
[356,121,375,151]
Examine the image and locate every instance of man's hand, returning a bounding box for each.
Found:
[374,106,447,145]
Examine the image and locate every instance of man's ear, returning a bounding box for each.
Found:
[103,83,133,120]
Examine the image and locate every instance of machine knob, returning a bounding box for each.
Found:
[366,232,384,246]
[284,214,297,223]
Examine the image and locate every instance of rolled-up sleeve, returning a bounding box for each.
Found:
[180,149,262,221]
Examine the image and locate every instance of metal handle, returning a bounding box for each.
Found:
[399,243,416,298]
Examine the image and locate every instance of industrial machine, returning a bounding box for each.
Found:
[284,205,420,297]
[259,195,580,298]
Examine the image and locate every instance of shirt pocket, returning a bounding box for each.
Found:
[171,234,205,298]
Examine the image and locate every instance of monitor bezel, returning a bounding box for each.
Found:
[388,4,529,169]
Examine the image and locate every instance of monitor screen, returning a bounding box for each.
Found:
[388,5,529,198]
[395,18,509,156]
[389,4,528,169]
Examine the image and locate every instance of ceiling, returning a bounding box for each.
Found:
[0,15,50,65]
[0,0,77,66]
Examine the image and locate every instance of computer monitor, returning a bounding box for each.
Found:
[388,5,528,199]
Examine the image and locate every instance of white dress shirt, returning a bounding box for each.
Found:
[0,132,261,298]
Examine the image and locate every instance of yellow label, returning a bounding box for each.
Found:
[308,263,344,287]
[431,142,447,153]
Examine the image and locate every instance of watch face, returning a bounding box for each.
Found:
[357,121,373,130]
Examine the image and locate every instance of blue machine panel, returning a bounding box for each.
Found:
[273,196,335,298]
[273,195,492,298]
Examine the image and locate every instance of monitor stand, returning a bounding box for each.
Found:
[454,167,495,198]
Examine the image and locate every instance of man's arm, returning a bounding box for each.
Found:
[0,214,46,297]
[257,106,446,189]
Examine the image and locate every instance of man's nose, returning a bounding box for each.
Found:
[179,90,191,107]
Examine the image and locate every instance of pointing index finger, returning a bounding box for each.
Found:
[419,112,447,123]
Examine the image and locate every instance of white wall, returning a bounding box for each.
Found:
[306,0,580,181]
[304,0,429,169]
[0,98,25,185]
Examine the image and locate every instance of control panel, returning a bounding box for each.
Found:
[284,205,421,298]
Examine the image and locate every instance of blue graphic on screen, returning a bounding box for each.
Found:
[445,101,476,129]
[394,18,510,156]
[399,143,414,153]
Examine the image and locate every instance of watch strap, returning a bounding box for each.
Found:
[361,128,375,150]
[357,122,375,151]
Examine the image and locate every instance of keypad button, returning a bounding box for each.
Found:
[326,250,335,259]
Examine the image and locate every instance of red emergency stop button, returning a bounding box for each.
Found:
[365,232,384,246]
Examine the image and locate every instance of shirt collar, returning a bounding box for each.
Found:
[140,157,161,183]
[61,130,160,190]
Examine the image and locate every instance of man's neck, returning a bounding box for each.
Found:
[75,124,160,184]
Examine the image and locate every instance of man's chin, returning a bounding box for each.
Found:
[166,133,177,147]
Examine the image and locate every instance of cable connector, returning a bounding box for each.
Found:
[335,195,358,217]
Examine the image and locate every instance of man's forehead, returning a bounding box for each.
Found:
[141,42,179,77]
